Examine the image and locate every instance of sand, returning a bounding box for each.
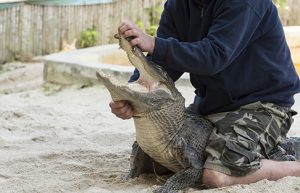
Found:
[1,62,300,193]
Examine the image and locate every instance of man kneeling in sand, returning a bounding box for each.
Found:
[109,0,300,188]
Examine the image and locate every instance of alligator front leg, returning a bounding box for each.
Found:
[125,141,172,180]
[154,168,202,193]
[124,141,148,180]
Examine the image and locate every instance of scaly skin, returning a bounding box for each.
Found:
[97,35,212,192]
[96,35,300,193]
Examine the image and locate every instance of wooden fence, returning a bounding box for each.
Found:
[0,0,299,63]
[0,0,164,63]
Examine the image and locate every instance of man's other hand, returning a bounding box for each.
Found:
[109,100,133,119]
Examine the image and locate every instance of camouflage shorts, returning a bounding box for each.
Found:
[203,101,296,176]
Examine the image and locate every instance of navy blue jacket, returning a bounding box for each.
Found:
[130,0,300,115]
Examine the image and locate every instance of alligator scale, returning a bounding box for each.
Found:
[96,34,300,193]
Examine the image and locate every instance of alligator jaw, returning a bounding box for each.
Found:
[96,68,177,117]
[96,69,169,100]
[96,70,150,98]
[96,33,183,118]
[114,33,173,94]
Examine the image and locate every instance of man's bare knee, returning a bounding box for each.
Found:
[202,169,230,188]
[203,160,300,189]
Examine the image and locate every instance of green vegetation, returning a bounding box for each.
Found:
[146,25,158,36]
[274,0,287,7]
[135,19,145,31]
[146,2,163,36]
[273,0,289,25]
[79,26,98,48]
[135,2,163,36]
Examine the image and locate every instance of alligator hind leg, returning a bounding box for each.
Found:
[268,137,300,161]
[281,137,300,159]
[124,141,172,180]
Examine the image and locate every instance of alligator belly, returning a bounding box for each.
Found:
[136,131,183,172]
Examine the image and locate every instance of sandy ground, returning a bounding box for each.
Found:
[1,62,300,193]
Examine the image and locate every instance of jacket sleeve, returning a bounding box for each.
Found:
[128,0,184,82]
[152,2,263,75]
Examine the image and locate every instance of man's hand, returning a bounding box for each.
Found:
[109,100,133,120]
[118,20,155,54]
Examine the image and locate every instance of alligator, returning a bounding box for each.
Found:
[96,34,300,193]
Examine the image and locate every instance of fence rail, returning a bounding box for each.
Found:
[0,0,299,63]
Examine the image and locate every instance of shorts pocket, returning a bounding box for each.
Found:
[220,128,260,176]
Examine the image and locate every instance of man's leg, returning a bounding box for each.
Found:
[203,159,300,188]
[203,102,297,188]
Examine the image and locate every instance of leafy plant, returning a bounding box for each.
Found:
[148,2,163,36]
[274,0,286,7]
[79,26,98,48]
[136,2,163,36]
[148,2,163,27]
[146,25,158,36]
[135,19,145,31]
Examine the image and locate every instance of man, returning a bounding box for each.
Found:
[110,0,300,188]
